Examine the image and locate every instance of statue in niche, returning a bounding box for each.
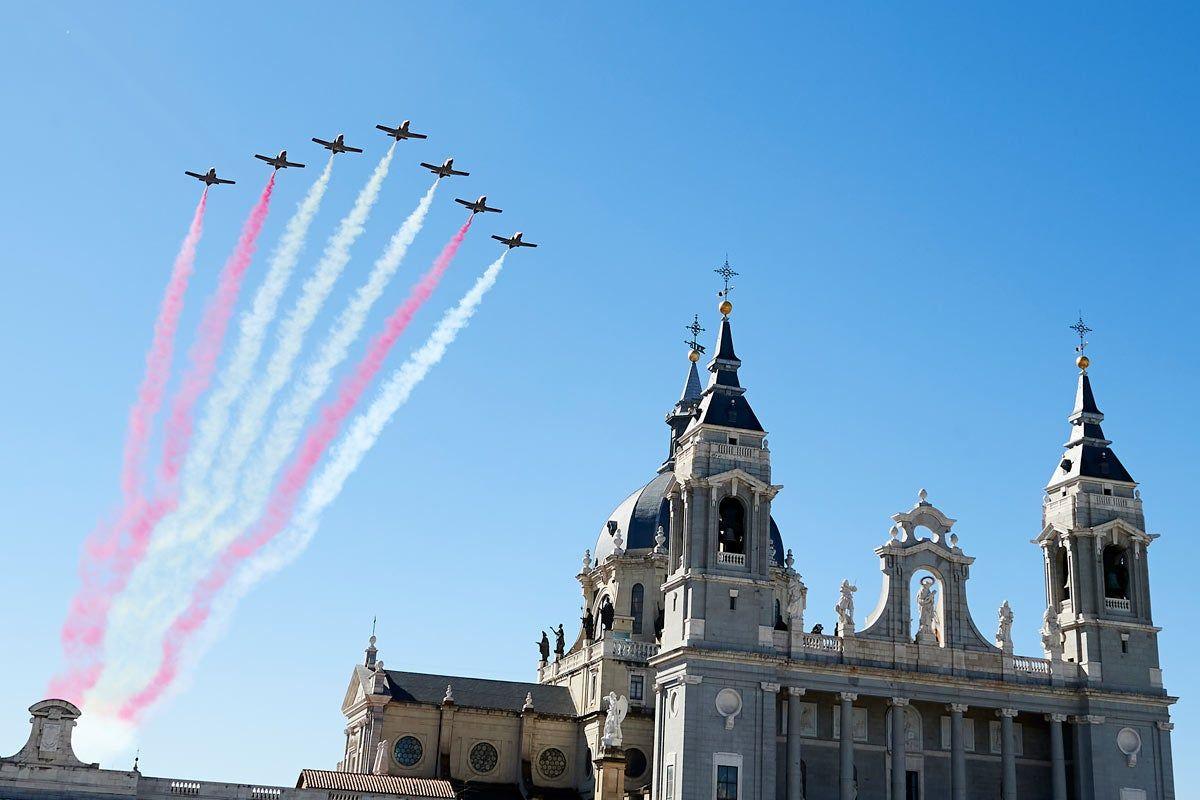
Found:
[653,606,665,641]
[581,607,596,641]
[834,580,858,634]
[601,692,629,749]
[600,598,615,631]
[915,576,938,644]
[537,631,550,663]
[1040,606,1064,659]
[552,624,565,659]
[996,600,1014,653]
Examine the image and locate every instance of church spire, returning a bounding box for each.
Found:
[685,260,763,434]
[662,316,707,470]
[1047,319,1134,490]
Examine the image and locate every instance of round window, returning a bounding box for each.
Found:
[538,747,568,779]
[393,736,422,767]
[626,747,647,779]
[469,741,499,774]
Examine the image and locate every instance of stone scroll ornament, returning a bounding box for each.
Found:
[602,692,629,749]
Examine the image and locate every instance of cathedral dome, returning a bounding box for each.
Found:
[594,471,786,564]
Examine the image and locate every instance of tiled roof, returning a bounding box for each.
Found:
[296,770,455,798]
[382,671,577,717]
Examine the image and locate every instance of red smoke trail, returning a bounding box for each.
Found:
[162,173,276,484]
[50,191,208,703]
[50,177,275,705]
[120,217,474,720]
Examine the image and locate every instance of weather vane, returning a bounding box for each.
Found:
[714,257,738,300]
[685,315,707,354]
[1070,314,1092,355]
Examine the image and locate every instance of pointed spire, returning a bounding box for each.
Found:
[686,278,763,433]
[1048,323,1134,488]
[663,316,709,470]
[680,359,703,405]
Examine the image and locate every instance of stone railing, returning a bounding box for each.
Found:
[605,638,660,662]
[251,789,282,800]
[1105,597,1132,612]
[711,442,763,459]
[170,783,202,796]
[799,633,843,653]
[717,551,746,567]
[1013,655,1051,675]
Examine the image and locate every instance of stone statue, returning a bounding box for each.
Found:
[653,606,665,641]
[581,549,592,572]
[600,599,615,631]
[373,739,389,774]
[537,631,550,663]
[1040,606,1063,659]
[786,572,808,622]
[601,692,629,749]
[996,600,1014,654]
[810,623,824,635]
[835,580,858,635]
[552,624,565,659]
[581,607,596,641]
[915,576,938,644]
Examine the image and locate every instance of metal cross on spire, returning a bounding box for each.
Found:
[1070,314,1093,355]
[715,257,738,299]
[684,314,707,355]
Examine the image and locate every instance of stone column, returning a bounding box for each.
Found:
[786,688,806,800]
[1157,721,1176,800]
[593,747,627,800]
[890,698,908,800]
[761,683,780,800]
[1047,713,1067,800]
[999,708,1018,800]
[949,703,968,800]
[838,692,857,800]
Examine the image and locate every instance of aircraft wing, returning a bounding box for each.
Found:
[216,178,236,185]
[520,241,538,248]
[491,235,508,242]
[448,168,470,176]
[254,154,273,164]
[312,137,332,147]
[407,131,428,139]
[375,125,396,134]
[184,171,204,179]
[419,162,439,171]
[454,198,472,208]
[343,145,364,153]
[484,205,503,214]
[284,160,306,168]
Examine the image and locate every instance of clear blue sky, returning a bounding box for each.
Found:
[1,1,1197,787]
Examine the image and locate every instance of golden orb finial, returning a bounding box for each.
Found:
[1076,354,1090,372]
[688,349,701,363]
[718,299,733,316]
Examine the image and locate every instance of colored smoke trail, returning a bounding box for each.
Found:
[119,218,473,720]
[167,146,400,551]
[211,179,440,549]
[49,191,208,703]
[161,173,276,484]
[83,150,396,714]
[185,158,335,489]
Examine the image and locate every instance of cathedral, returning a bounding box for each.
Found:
[1,300,1177,800]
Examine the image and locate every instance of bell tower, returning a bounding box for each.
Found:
[1035,320,1163,691]
[661,265,783,654]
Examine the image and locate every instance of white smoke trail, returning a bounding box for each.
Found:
[185,253,508,677]
[183,157,335,492]
[276,251,508,566]
[201,179,440,556]
[88,148,395,709]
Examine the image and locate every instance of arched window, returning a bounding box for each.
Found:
[1103,545,1130,599]
[1056,545,1070,602]
[718,497,746,555]
[631,584,645,634]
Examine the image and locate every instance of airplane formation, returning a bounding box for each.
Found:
[186,119,537,250]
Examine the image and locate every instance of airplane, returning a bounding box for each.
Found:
[376,120,427,141]
[254,150,306,170]
[454,195,502,215]
[311,134,363,155]
[491,231,537,249]
[185,167,235,186]
[419,157,469,178]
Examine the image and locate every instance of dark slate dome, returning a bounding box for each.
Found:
[594,472,786,565]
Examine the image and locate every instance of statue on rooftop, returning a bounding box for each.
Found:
[537,631,550,663]
[552,624,565,659]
